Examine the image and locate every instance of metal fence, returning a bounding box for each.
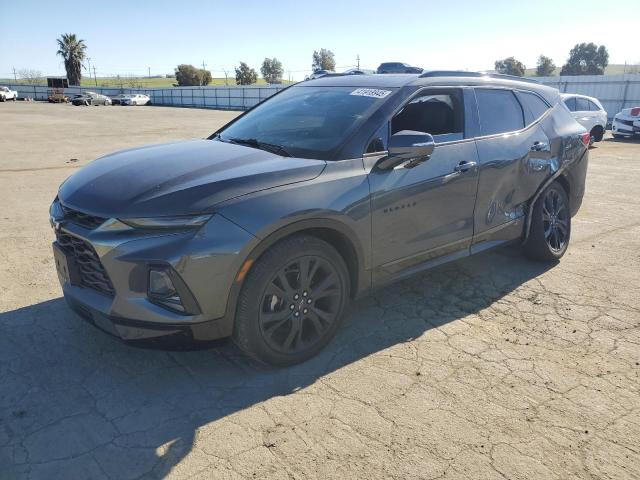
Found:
[5,84,285,110]
[5,74,640,118]
[532,73,640,120]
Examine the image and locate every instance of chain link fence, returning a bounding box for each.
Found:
[5,84,286,110]
[533,73,640,121]
[5,74,640,117]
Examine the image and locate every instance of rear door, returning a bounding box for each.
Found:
[472,88,552,250]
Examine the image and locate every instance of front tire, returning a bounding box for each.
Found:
[233,234,350,367]
[523,182,571,262]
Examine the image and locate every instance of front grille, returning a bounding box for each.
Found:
[61,204,107,229]
[56,231,115,296]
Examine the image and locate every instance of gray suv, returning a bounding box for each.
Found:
[50,72,590,366]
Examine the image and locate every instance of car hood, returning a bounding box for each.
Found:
[58,139,326,218]
[616,108,640,118]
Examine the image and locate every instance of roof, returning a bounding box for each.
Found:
[301,74,419,88]
[300,71,559,104]
[561,92,596,100]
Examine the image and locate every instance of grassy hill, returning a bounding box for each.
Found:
[80,76,293,88]
[0,76,293,88]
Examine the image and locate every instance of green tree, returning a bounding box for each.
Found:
[235,62,258,85]
[535,55,556,76]
[494,57,526,76]
[312,48,336,72]
[260,58,284,84]
[174,64,211,86]
[560,43,609,75]
[56,33,87,86]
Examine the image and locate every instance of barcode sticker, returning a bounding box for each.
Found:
[350,88,392,99]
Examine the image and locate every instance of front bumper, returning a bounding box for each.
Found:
[52,210,258,341]
[612,117,640,136]
[63,287,229,341]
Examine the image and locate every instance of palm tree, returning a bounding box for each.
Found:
[56,33,87,86]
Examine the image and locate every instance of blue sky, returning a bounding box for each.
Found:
[1,0,638,80]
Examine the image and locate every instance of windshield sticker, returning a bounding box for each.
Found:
[350,88,392,99]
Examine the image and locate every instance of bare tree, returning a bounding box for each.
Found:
[18,69,44,84]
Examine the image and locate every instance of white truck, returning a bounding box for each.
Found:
[0,86,18,102]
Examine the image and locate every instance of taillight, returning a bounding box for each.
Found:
[581,132,591,146]
[631,107,640,117]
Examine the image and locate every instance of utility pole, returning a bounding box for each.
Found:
[356,54,360,70]
[86,57,92,85]
[223,68,229,86]
[201,60,207,86]
[92,65,97,87]
[12,67,17,82]
[148,66,151,78]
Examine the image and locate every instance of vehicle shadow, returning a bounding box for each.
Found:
[0,246,554,479]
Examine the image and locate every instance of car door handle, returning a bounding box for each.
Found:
[454,161,477,173]
[531,141,548,151]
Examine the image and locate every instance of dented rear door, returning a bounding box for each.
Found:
[471,87,552,249]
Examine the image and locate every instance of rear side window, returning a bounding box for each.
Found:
[475,89,524,136]
[564,97,577,112]
[518,91,550,123]
[575,97,590,111]
[587,100,601,111]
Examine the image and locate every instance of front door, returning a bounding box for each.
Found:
[367,88,480,283]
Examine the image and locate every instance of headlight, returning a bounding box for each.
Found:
[119,214,212,229]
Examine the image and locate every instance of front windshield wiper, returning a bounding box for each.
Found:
[226,137,292,157]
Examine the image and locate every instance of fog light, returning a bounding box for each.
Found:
[149,270,175,296]
[148,269,185,312]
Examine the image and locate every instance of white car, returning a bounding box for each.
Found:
[561,94,607,143]
[611,106,640,139]
[305,70,330,80]
[121,94,150,106]
[0,86,18,101]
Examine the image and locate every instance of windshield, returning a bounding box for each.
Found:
[217,86,395,160]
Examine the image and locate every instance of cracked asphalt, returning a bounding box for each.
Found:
[1,102,639,480]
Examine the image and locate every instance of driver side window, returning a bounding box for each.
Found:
[391,89,465,143]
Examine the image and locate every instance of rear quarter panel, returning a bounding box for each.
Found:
[540,104,589,216]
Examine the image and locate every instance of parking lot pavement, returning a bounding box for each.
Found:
[1,102,639,480]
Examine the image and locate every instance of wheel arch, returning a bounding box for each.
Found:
[220,218,370,335]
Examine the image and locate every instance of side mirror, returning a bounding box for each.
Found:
[376,130,435,170]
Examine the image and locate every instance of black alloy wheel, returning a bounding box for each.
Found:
[542,187,569,254]
[233,234,350,366]
[259,255,342,355]
[523,181,571,261]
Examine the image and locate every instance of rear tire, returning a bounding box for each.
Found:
[523,182,571,262]
[590,126,604,142]
[233,234,350,367]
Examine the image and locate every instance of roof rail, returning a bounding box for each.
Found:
[419,70,540,84]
